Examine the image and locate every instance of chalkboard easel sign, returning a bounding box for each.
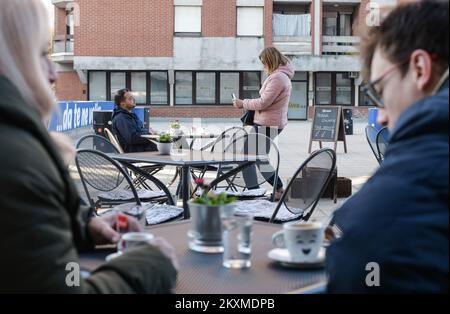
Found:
[308,106,348,153]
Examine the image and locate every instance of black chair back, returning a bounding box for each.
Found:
[365,125,382,164]
[376,127,390,161]
[269,148,336,223]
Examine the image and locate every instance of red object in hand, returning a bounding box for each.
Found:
[117,214,129,233]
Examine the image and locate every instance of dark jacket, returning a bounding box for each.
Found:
[0,77,176,293]
[112,107,156,153]
[326,81,449,293]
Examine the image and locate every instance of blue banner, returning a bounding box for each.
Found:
[48,101,114,132]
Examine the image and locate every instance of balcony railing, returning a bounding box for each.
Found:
[273,36,312,55]
[322,36,360,55]
[51,35,74,63]
[52,35,74,54]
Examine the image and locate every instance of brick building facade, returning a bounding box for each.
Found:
[51,0,398,119]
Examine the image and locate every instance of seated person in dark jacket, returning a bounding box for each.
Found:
[112,88,158,153]
[0,0,177,294]
[326,0,449,293]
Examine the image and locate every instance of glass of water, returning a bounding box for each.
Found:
[221,209,253,269]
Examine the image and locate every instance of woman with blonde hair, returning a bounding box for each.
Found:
[0,0,177,293]
[234,47,294,200]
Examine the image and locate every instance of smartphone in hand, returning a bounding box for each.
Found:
[232,93,237,101]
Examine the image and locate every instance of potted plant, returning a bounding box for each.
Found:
[188,179,237,250]
[169,120,183,137]
[154,133,173,155]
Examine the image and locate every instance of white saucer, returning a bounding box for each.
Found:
[268,247,326,269]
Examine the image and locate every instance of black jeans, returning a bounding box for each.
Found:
[241,125,283,191]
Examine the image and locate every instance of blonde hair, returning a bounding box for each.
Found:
[0,0,55,120]
[259,47,290,74]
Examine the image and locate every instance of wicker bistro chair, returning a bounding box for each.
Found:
[376,127,390,161]
[104,128,125,154]
[201,132,282,203]
[76,135,164,189]
[75,149,182,225]
[204,149,336,224]
[365,125,383,164]
[190,126,248,195]
[217,131,281,201]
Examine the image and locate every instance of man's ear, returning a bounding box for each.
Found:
[410,49,433,93]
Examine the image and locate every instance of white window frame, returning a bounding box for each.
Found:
[174,4,202,35]
[237,6,264,37]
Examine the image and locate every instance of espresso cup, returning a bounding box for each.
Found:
[272,221,325,262]
[117,232,154,254]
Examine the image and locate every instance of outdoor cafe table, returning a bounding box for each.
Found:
[111,150,268,219]
[79,220,327,294]
[142,134,219,149]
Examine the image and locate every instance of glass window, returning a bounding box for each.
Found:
[242,72,261,99]
[359,85,372,107]
[316,73,332,105]
[339,14,352,36]
[151,72,168,105]
[196,73,216,104]
[174,6,202,33]
[110,72,126,100]
[323,14,337,36]
[131,72,146,104]
[175,72,193,105]
[220,73,240,104]
[237,7,264,36]
[66,10,74,36]
[336,73,352,105]
[293,72,308,81]
[89,72,107,101]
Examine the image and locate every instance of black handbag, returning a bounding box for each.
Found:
[240,110,255,126]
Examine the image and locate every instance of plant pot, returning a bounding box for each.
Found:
[157,142,172,155]
[188,201,235,245]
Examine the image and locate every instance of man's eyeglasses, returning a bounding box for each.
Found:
[362,59,410,108]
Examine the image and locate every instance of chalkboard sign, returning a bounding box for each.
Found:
[309,106,347,153]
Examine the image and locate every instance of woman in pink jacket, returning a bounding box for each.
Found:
[234,47,294,200]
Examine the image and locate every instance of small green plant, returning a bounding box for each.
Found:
[192,179,237,206]
[158,133,173,143]
[170,120,181,129]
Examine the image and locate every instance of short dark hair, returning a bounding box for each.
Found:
[362,0,449,82]
[114,88,130,108]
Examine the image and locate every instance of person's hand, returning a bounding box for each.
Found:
[50,132,76,166]
[233,99,244,109]
[151,237,179,271]
[88,213,143,245]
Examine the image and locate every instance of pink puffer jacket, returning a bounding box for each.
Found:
[243,62,295,129]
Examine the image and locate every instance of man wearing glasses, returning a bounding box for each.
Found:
[326,0,448,293]
[112,88,158,153]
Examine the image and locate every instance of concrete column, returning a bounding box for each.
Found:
[309,71,315,107]
[312,0,323,56]
[168,69,175,107]
[354,80,360,107]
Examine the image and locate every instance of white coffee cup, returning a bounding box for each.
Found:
[117,232,154,254]
[272,221,325,262]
